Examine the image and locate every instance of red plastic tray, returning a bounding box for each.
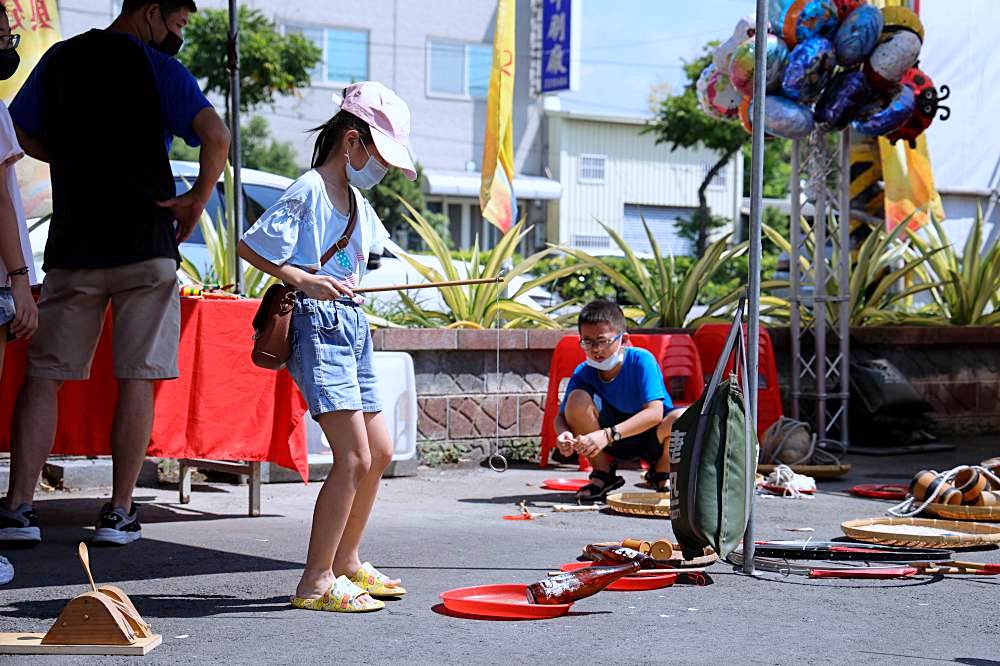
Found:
[439,584,573,619]
[558,562,677,591]
[542,478,589,492]
[849,484,909,501]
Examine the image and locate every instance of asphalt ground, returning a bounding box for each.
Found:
[2,438,998,665]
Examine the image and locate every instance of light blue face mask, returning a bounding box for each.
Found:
[346,140,389,189]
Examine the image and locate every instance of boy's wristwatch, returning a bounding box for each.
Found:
[610,425,622,442]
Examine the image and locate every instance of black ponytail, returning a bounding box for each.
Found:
[309,110,374,169]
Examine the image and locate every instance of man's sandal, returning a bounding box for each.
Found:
[352,562,407,597]
[290,575,385,612]
[644,470,671,493]
[576,468,626,503]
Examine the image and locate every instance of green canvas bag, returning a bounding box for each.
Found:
[669,300,758,560]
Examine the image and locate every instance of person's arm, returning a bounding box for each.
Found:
[0,161,37,339]
[12,125,48,163]
[237,240,353,300]
[157,107,230,242]
[574,400,663,458]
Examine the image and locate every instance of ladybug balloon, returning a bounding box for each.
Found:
[887,67,952,147]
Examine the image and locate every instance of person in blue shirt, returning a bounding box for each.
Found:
[554,300,685,502]
[0,0,230,547]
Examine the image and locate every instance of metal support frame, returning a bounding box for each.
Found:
[179,459,262,517]
[789,131,852,452]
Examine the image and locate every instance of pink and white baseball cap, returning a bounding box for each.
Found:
[339,81,417,181]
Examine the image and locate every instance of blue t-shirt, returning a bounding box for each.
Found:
[10,30,210,152]
[560,347,671,418]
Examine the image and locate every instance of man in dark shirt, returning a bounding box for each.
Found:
[0,0,230,546]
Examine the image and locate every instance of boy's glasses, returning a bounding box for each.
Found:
[579,333,622,352]
[0,34,20,51]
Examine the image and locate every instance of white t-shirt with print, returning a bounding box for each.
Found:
[0,101,36,285]
[241,169,389,295]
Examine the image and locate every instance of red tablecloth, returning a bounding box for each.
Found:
[0,297,309,480]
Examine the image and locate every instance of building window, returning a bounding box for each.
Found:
[286,25,369,85]
[572,233,611,250]
[623,204,695,256]
[578,154,607,184]
[427,40,492,99]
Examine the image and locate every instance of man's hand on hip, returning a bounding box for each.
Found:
[157,191,207,242]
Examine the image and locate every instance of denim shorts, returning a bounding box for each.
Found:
[0,287,14,329]
[287,295,382,418]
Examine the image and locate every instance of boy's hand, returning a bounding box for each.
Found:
[9,277,37,339]
[574,429,610,458]
[556,431,576,457]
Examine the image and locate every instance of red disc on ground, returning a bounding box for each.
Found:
[541,478,589,492]
[808,567,918,579]
[439,584,573,619]
[558,562,678,591]
[849,484,909,501]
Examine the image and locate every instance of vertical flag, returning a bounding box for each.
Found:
[480,0,517,234]
[1,0,61,220]
[879,134,945,230]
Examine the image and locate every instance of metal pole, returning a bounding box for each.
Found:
[741,0,769,576]
[838,130,851,449]
[789,141,801,421]
[227,0,244,294]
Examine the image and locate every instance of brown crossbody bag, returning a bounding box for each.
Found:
[251,190,358,370]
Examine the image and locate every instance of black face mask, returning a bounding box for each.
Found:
[0,49,19,80]
[148,12,183,57]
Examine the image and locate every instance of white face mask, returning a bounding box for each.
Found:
[346,140,388,189]
[585,339,624,372]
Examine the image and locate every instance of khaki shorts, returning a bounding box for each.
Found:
[28,258,180,381]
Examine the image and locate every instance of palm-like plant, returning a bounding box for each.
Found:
[907,209,1000,325]
[179,164,276,297]
[552,221,768,327]
[388,201,573,329]
[763,216,944,326]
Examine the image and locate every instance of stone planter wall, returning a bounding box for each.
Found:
[372,327,1000,462]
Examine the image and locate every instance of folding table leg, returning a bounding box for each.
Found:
[179,461,192,505]
[248,461,261,517]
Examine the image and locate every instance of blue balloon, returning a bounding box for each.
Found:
[752,95,815,139]
[814,70,871,130]
[782,37,836,102]
[852,85,917,135]
[771,0,839,47]
[835,5,884,66]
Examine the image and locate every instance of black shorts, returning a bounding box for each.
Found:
[598,403,663,464]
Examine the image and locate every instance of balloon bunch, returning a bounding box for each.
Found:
[697,1,950,145]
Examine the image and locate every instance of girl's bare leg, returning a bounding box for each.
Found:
[295,409,371,599]
[333,411,394,578]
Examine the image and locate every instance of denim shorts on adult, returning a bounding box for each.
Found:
[287,296,382,418]
[0,287,14,329]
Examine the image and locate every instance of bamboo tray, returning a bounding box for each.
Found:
[841,517,1000,549]
[758,464,851,479]
[921,503,1000,522]
[606,492,670,518]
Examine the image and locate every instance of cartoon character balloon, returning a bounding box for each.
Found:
[729,34,790,98]
[866,6,924,89]
[886,68,952,147]
[814,70,870,130]
[833,0,864,21]
[781,37,836,103]
[834,4,883,66]
[770,0,839,48]
[852,84,916,136]
[738,96,753,134]
[714,16,756,75]
[697,64,741,120]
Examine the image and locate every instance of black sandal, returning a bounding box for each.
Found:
[576,468,626,503]
[644,470,671,493]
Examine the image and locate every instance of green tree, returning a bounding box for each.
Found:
[169,116,300,179]
[178,7,320,117]
[362,164,426,238]
[645,42,746,257]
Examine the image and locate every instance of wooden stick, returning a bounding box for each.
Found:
[547,567,707,576]
[354,276,504,294]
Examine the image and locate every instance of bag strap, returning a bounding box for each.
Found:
[316,187,358,270]
[699,295,747,415]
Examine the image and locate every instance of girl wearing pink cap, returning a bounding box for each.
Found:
[239,81,416,613]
